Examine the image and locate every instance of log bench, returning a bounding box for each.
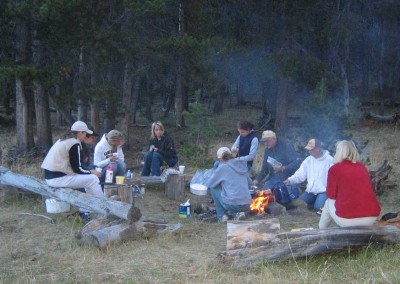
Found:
[0,166,183,247]
[217,219,400,267]
[124,171,186,201]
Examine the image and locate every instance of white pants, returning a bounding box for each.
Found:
[45,174,103,197]
[319,199,378,229]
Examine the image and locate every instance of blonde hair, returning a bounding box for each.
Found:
[151,121,165,139]
[333,140,360,164]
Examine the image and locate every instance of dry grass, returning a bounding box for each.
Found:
[1,106,400,283]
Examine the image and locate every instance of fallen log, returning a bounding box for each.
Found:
[217,224,400,267]
[366,111,400,123]
[0,167,136,221]
[368,160,392,192]
[78,215,182,248]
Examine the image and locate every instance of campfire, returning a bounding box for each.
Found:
[250,190,274,215]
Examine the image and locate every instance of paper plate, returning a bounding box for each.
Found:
[190,183,208,196]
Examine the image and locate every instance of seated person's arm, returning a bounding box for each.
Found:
[69,144,92,174]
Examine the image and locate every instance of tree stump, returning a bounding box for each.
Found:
[165,173,185,201]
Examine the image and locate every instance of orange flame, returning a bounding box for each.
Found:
[250,191,271,214]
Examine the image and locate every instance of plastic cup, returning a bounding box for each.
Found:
[116,176,125,184]
[95,167,102,173]
[179,165,185,174]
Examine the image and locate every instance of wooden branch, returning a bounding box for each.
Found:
[217,225,400,267]
[0,167,136,221]
[366,112,400,123]
[17,213,55,223]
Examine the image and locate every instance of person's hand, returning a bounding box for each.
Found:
[273,165,284,173]
[283,179,290,185]
[153,147,158,152]
[231,147,239,155]
[110,156,119,162]
[252,179,259,186]
[91,169,102,177]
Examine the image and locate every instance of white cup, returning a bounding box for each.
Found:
[95,167,102,173]
[179,165,185,174]
[113,153,119,158]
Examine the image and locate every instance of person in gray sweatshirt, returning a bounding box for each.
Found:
[205,147,252,222]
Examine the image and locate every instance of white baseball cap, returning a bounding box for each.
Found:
[217,147,231,159]
[71,121,93,134]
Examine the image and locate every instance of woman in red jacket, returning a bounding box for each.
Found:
[319,140,381,229]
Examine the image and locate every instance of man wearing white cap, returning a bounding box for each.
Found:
[41,121,103,216]
[252,130,299,192]
[284,139,333,213]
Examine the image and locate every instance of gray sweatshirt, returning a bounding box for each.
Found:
[205,159,252,205]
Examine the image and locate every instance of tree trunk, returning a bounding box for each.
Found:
[33,31,52,151]
[49,88,75,126]
[76,47,88,122]
[15,17,34,153]
[341,63,350,116]
[274,79,289,133]
[122,61,133,148]
[131,75,140,125]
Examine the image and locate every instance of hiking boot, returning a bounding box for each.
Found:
[234,212,246,221]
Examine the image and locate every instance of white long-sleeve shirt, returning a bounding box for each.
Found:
[94,134,125,168]
[288,150,333,194]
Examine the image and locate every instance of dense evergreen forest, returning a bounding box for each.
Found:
[0,1,399,153]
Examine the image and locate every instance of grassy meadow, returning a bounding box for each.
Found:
[1,104,400,283]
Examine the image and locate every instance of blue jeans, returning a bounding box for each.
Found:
[300,192,328,211]
[262,178,299,200]
[210,188,249,220]
[141,151,177,176]
[101,161,126,183]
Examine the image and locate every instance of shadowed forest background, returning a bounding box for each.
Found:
[0,0,400,154]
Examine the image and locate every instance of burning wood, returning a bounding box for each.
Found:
[250,190,274,215]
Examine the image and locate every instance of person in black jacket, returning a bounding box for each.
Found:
[141,121,178,176]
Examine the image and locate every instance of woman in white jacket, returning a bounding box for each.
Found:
[94,129,127,183]
[284,139,333,213]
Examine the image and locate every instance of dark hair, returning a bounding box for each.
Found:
[59,131,79,141]
[237,120,254,131]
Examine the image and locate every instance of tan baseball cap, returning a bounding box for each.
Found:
[260,130,276,142]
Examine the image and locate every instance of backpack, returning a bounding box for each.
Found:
[270,182,291,205]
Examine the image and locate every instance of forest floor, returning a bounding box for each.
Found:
[1,104,400,283]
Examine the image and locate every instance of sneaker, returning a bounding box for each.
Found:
[316,209,323,215]
[234,212,246,221]
[218,214,229,223]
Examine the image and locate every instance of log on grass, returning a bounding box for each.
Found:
[78,216,182,248]
[366,112,400,123]
[0,167,136,221]
[217,225,400,267]
[369,160,392,192]
[227,219,280,251]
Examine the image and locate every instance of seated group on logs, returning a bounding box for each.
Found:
[41,119,381,228]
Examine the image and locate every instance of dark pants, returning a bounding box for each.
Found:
[141,151,177,176]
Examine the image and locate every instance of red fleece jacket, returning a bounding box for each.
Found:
[327,160,381,218]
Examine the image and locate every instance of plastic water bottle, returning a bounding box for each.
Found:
[126,170,132,179]
[105,165,114,183]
